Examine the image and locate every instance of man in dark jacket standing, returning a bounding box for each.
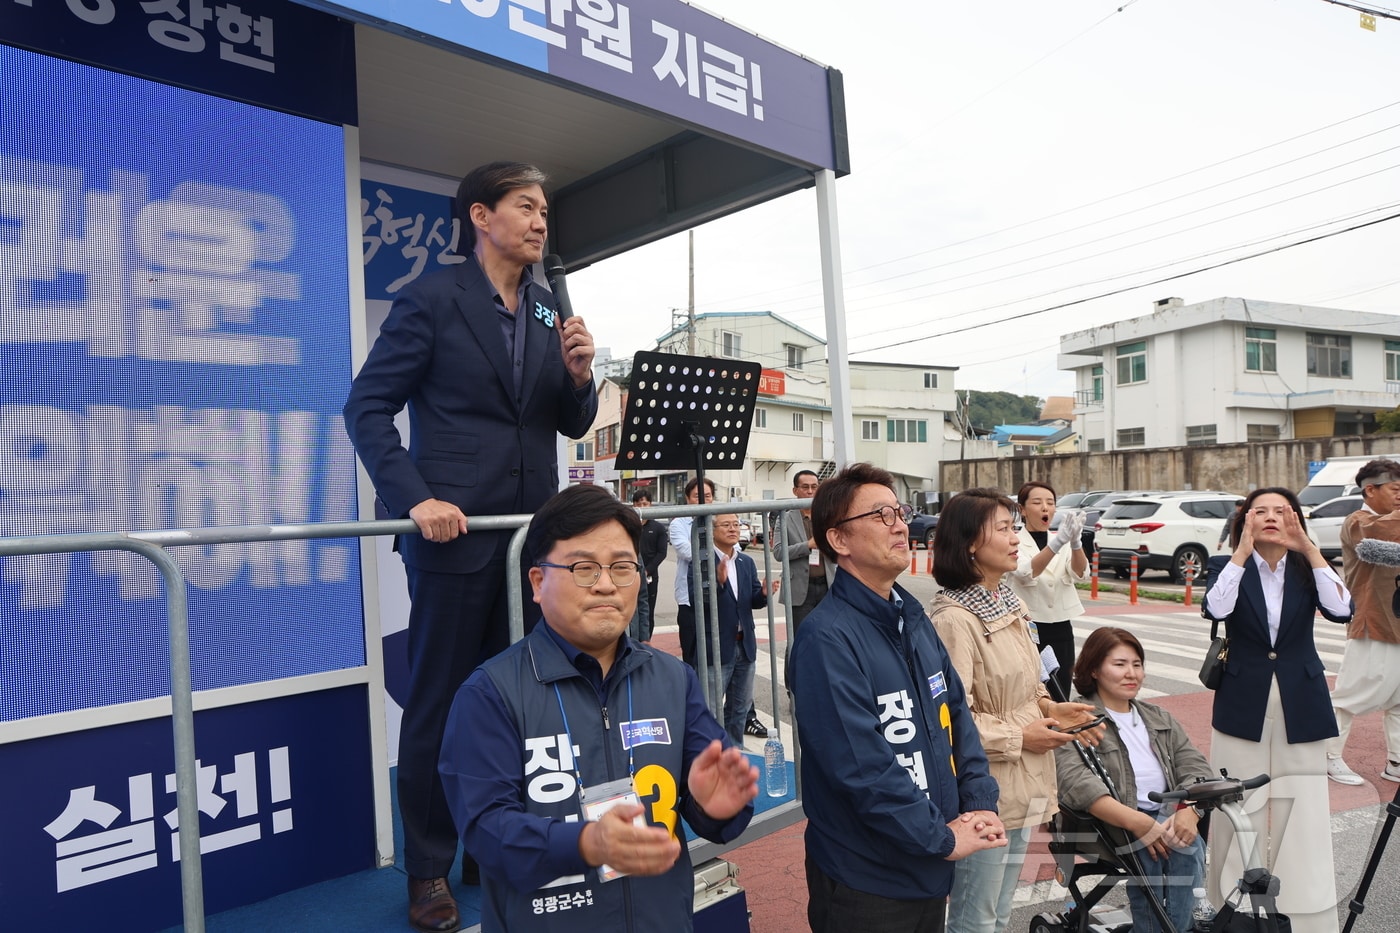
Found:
[631,489,667,642]
[789,463,1005,933]
[440,484,756,933]
[344,161,598,932]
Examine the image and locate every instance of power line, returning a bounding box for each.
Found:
[850,208,1400,355]
[697,99,1400,315]
[850,199,1400,344]
[846,128,1400,293]
[1320,0,1400,23]
[838,158,1400,312]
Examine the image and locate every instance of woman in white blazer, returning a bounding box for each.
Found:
[1007,482,1088,699]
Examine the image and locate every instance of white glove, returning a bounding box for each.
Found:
[1064,511,1086,549]
[1049,520,1075,553]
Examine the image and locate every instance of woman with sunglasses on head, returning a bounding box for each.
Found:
[1007,481,1088,701]
[1054,627,1212,933]
[931,488,1104,933]
[1202,487,1352,933]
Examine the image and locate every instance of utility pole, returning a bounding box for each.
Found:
[687,229,697,355]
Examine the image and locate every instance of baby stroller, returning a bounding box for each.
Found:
[1030,766,1289,933]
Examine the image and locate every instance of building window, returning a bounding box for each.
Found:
[1091,365,1104,402]
[1306,332,1351,378]
[886,419,928,443]
[721,330,742,358]
[861,419,881,440]
[754,408,767,428]
[1185,424,1217,446]
[785,344,804,370]
[1247,423,1282,442]
[574,441,593,460]
[1116,341,1147,385]
[1117,427,1145,448]
[595,425,618,457]
[1245,327,1277,373]
[923,372,938,389]
[1387,340,1400,381]
[1087,438,1106,452]
[793,412,805,433]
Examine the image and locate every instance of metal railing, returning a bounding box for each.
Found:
[0,499,815,929]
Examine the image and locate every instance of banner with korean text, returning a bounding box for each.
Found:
[0,43,364,721]
[321,0,836,170]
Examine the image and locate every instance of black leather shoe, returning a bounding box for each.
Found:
[408,875,460,933]
[745,716,769,738]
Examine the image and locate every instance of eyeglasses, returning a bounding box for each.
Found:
[714,521,742,529]
[834,503,915,528]
[537,560,640,587]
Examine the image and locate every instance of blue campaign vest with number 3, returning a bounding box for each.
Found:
[477,626,698,932]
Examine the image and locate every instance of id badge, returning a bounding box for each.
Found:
[1027,619,1040,646]
[581,776,644,882]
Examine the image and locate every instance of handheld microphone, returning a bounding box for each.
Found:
[542,254,574,322]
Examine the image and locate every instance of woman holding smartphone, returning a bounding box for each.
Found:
[1055,627,1212,933]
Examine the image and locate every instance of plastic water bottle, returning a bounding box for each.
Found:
[763,735,788,797]
[1191,887,1215,931]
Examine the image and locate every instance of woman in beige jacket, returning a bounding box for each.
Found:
[931,488,1102,933]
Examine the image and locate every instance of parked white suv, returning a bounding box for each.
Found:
[1304,495,1363,561]
[1094,493,1244,584]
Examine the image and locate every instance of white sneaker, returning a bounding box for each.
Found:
[1327,756,1365,786]
[1383,761,1400,784]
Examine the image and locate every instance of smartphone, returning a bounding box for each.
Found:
[1054,713,1107,735]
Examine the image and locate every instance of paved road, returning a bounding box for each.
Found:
[649,554,1400,933]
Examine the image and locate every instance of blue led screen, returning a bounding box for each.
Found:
[0,45,365,720]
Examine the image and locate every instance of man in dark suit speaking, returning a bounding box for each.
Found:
[344,161,598,933]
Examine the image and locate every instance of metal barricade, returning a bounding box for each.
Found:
[0,500,816,929]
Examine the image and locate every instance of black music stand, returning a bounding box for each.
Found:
[616,351,762,480]
[617,352,762,709]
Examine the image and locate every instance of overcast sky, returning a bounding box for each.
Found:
[566,0,1400,402]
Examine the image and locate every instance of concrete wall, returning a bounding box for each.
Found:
[937,434,1400,500]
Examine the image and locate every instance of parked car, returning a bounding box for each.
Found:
[1080,489,1162,509]
[1057,490,1110,510]
[1298,454,1397,507]
[1304,494,1363,561]
[738,519,753,549]
[907,510,939,548]
[1049,507,1101,552]
[1094,492,1244,583]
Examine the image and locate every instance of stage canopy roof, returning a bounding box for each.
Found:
[298,0,850,269]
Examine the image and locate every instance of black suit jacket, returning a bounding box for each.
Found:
[692,549,766,665]
[343,260,597,574]
[1202,553,1351,744]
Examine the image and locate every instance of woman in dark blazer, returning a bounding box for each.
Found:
[1202,487,1352,933]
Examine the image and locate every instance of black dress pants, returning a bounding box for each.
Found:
[397,549,539,879]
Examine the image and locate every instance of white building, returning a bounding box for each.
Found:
[590,311,990,505]
[1060,297,1400,451]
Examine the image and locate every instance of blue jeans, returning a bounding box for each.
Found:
[1124,809,1205,933]
[946,824,1033,933]
[722,650,756,745]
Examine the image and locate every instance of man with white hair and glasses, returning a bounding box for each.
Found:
[1326,458,1400,785]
